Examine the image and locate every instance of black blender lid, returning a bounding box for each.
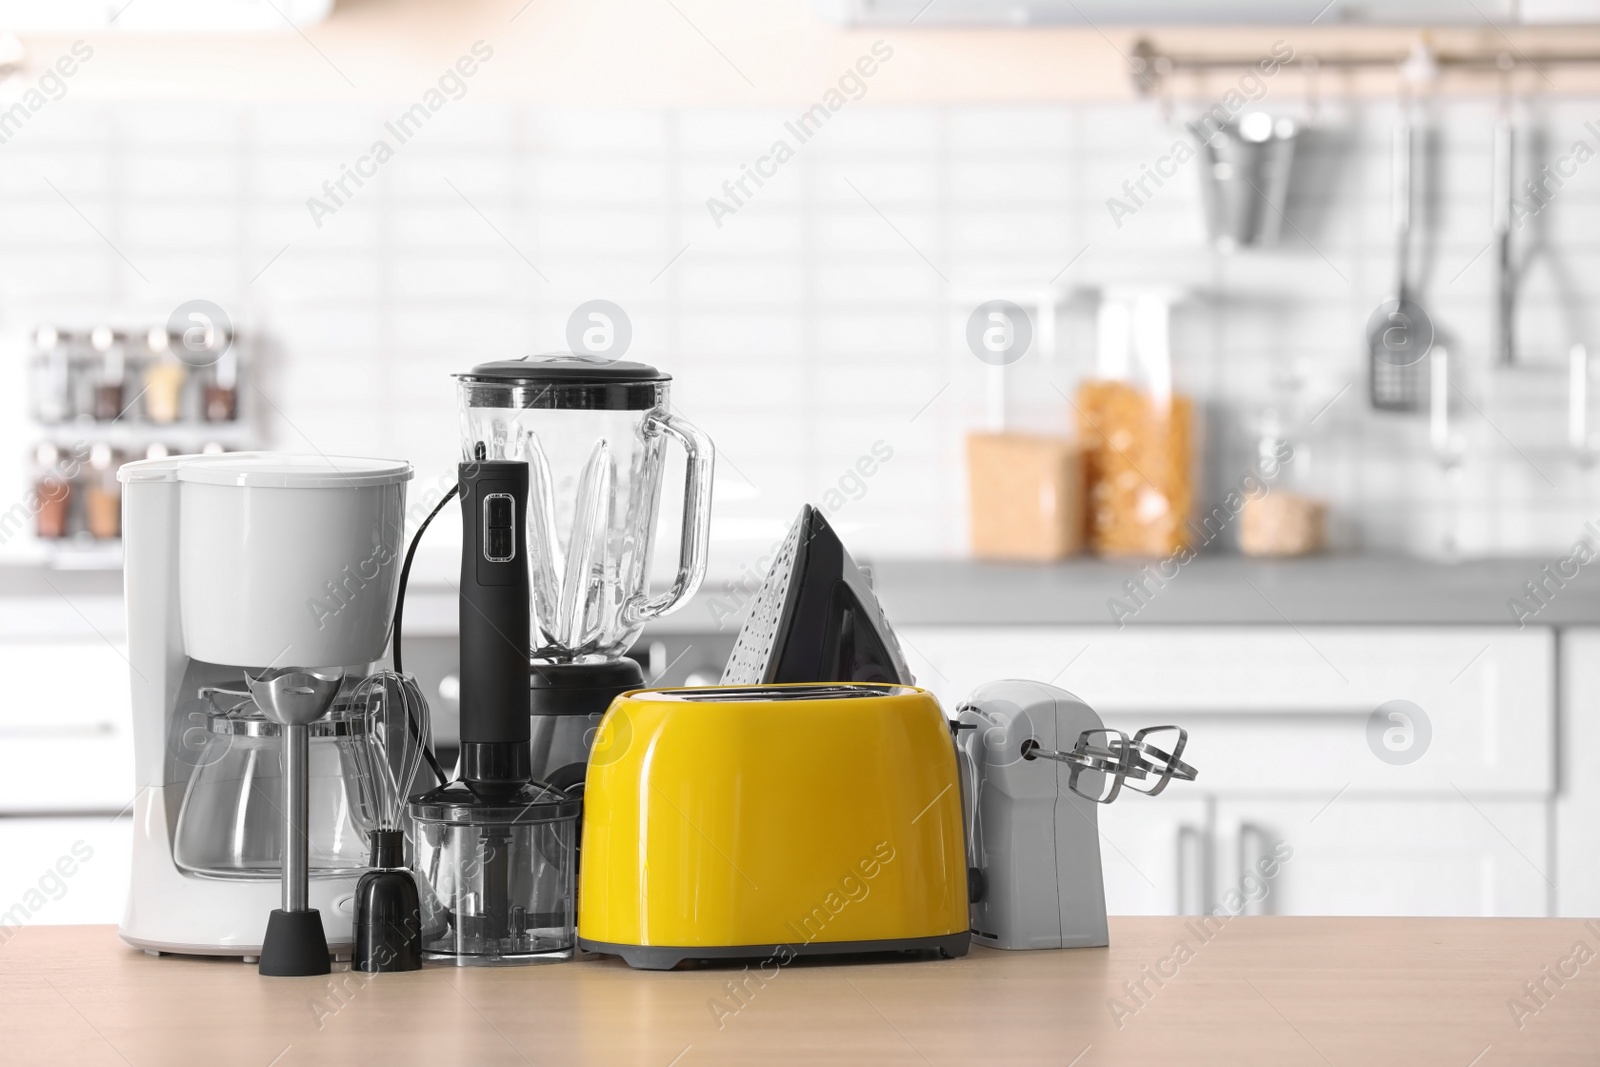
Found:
[457,354,669,385]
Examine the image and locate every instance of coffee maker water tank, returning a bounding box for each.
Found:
[171,453,412,669]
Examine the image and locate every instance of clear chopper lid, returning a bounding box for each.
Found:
[456,354,669,411]
[408,778,580,826]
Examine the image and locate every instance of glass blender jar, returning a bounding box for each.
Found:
[455,355,714,786]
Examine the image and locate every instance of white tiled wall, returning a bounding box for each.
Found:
[5,95,1600,578]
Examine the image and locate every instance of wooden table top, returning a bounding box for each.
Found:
[2,918,1597,1066]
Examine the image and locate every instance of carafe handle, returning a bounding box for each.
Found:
[625,410,714,625]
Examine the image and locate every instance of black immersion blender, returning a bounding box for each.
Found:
[410,456,584,961]
[458,458,529,947]
[457,457,532,793]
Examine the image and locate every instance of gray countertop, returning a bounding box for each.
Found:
[0,565,122,598]
[0,555,1590,638]
[656,555,1591,631]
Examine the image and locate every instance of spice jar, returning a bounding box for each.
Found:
[33,443,71,539]
[204,349,238,422]
[85,444,122,540]
[90,326,126,422]
[30,326,72,424]
[1076,290,1195,557]
[144,332,187,425]
[70,329,103,422]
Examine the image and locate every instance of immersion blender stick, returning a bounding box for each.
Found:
[247,667,342,977]
[283,722,309,912]
[458,461,532,789]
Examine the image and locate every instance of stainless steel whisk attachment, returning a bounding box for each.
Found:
[351,671,431,834]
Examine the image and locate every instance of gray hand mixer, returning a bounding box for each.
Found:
[955,679,1197,952]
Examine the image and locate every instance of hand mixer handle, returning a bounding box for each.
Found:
[625,411,715,625]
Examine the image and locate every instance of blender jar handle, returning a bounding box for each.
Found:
[626,410,715,624]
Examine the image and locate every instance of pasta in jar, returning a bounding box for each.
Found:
[1075,379,1194,556]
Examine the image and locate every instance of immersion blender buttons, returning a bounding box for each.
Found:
[483,493,516,563]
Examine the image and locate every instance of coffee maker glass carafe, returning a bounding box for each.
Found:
[456,356,713,663]
[173,687,379,879]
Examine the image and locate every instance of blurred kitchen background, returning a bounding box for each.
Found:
[7,0,1600,928]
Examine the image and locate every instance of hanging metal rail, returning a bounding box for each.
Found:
[1127,38,1600,95]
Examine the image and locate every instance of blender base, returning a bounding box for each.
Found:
[530,658,645,790]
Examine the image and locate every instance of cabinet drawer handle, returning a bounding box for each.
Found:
[1177,824,1208,915]
[1238,822,1270,917]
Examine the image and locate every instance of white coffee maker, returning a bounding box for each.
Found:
[117,452,412,958]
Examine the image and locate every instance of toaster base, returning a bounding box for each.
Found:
[580,931,971,971]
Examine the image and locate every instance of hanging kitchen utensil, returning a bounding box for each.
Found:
[1493,72,1516,367]
[350,670,429,973]
[1570,345,1597,465]
[1369,97,1428,412]
[1196,111,1299,250]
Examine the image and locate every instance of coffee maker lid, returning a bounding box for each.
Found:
[170,452,414,489]
[457,354,669,385]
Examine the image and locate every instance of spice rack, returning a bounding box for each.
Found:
[26,323,265,568]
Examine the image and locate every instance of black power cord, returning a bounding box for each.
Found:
[391,482,458,787]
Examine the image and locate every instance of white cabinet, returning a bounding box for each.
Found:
[901,625,1556,918]
[0,817,132,930]
[1213,798,1550,917]
[0,640,134,813]
[0,638,134,933]
[1096,796,1212,915]
[1558,629,1600,916]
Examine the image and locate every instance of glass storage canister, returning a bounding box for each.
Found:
[173,689,379,879]
[409,779,579,964]
[1239,398,1326,557]
[1076,290,1195,557]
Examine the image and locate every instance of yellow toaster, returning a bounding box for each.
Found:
[577,683,970,970]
